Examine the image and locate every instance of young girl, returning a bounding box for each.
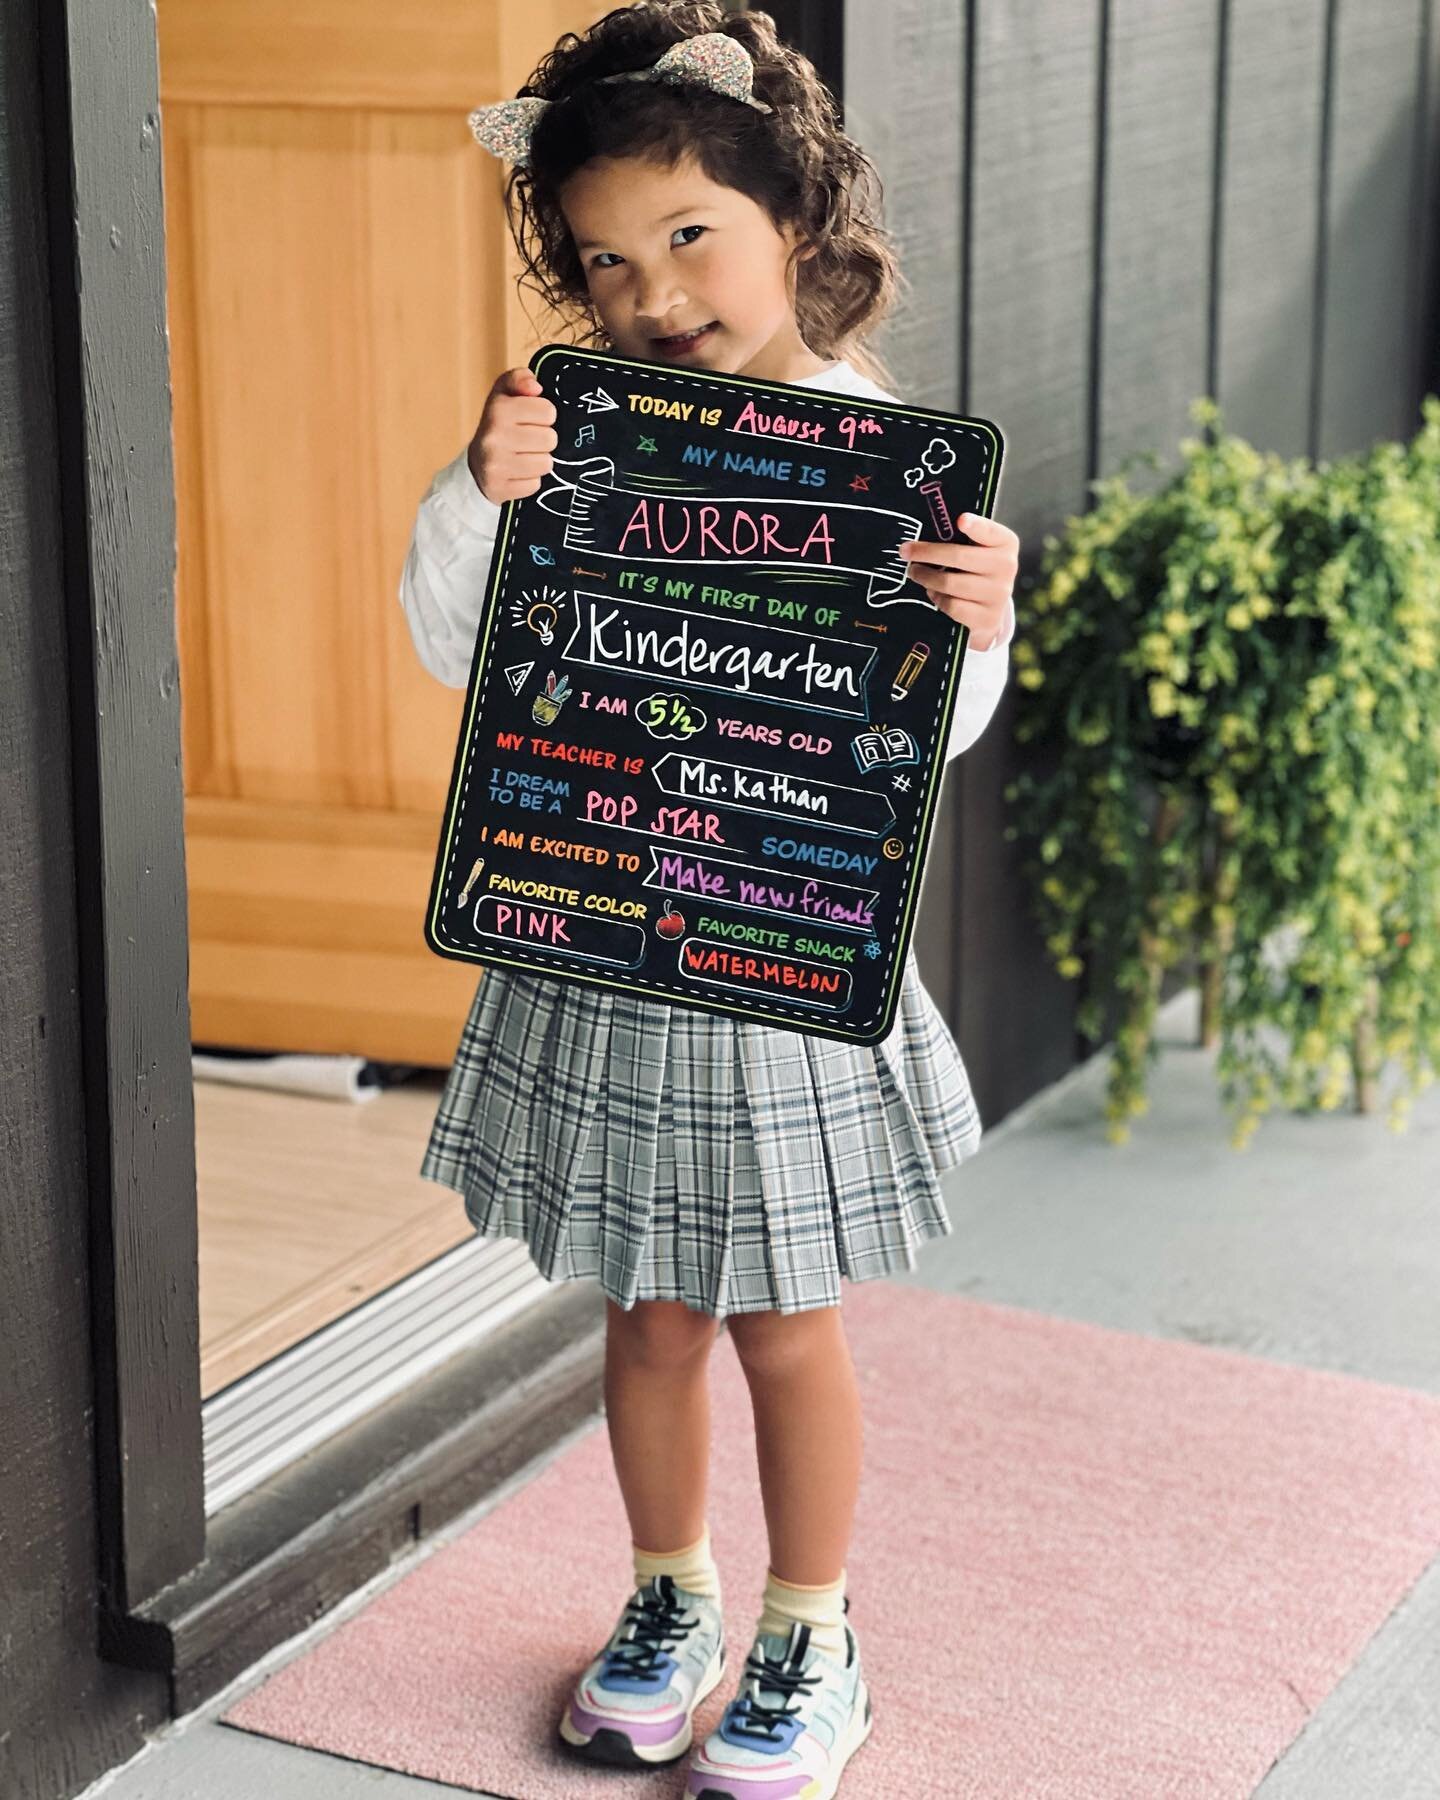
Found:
[399,6,1018,1794]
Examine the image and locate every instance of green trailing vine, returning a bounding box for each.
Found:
[1007,395,1440,1146]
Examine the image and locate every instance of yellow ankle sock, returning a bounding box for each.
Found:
[632,1524,721,1602]
[755,1567,849,1665]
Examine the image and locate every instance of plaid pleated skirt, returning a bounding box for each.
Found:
[419,948,982,1318]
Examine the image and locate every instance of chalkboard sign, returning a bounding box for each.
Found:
[424,343,1004,1045]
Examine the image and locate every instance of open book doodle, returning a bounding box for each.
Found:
[851,724,920,773]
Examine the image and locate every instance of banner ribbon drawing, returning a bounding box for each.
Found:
[537,456,926,606]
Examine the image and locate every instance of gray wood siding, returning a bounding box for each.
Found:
[1099,0,1219,484]
[1318,0,1428,454]
[837,0,1439,1124]
[1216,0,1328,453]
[842,0,969,1024]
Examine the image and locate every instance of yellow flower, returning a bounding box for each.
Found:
[1057,955,1084,979]
[1019,666,1045,689]
[1225,603,1253,630]
[1210,782,1240,816]
[1149,679,1178,717]
[1318,1072,1348,1110]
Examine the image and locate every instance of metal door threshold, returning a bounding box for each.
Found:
[202,1237,552,1514]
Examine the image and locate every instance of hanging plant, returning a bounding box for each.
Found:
[1007,395,1440,1145]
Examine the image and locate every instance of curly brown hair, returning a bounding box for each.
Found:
[498,2,903,388]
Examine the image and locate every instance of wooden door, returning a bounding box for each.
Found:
[157,0,605,1063]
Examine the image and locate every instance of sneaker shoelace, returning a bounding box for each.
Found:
[726,1644,822,1740]
[603,1580,700,1675]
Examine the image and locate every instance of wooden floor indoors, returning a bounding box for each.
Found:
[194,1071,469,1397]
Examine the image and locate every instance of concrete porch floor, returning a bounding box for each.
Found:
[83,991,1440,1799]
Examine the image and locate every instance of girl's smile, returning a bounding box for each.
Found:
[651,320,720,357]
[559,152,827,384]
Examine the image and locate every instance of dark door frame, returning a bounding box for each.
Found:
[39,0,206,1621]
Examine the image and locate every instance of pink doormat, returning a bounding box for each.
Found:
[222,1286,1440,1798]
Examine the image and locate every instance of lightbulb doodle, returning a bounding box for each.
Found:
[512,584,566,645]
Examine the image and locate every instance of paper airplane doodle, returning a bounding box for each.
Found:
[578,387,619,414]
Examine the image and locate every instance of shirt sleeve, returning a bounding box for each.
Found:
[943,595,1015,761]
[398,448,506,688]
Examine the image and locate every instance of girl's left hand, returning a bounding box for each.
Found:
[899,512,1020,650]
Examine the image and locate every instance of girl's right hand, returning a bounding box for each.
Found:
[466,367,558,502]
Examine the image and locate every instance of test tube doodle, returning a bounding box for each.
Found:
[919,480,954,541]
[890,641,930,701]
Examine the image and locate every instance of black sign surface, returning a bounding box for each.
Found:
[424,343,1004,1044]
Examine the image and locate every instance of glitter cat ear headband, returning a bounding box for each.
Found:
[468,32,773,169]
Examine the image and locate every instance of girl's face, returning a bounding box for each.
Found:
[558,152,823,383]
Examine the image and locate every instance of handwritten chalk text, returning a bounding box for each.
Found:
[564,594,871,713]
[616,498,835,564]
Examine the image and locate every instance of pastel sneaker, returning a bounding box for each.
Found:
[684,1617,873,1799]
[558,1572,726,1767]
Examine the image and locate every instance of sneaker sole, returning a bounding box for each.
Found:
[692,1682,873,1800]
[559,1640,727,1767]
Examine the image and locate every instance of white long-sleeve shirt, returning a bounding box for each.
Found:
[398,356,1013,761]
